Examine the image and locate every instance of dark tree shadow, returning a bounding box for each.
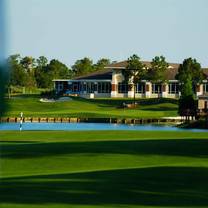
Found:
[1,139,208,159]
[1,167,208,206]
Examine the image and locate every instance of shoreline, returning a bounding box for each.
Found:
[0,117,183,125]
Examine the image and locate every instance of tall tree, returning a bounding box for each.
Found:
[20,56,37,88]
[147,56,169,97]
[178,75,196,120]
[176,57,203,89]
[148,56,169,83]
[7,54,26,86]
[176,58,202,120]
[72,57,94,77]
[125,54,146,106]
[34,56,48,88]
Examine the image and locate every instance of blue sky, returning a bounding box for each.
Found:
[6,0,208,67]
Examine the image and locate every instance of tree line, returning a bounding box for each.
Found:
[7,54,110,89]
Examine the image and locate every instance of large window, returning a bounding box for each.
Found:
[98,82,111,93]
[152,84,162,94]
[72,82,79,93]
[79,82,86,92]
[86,82,95,93]
[118,82,128,93]
[135,83,145,93]
[168,83,179,94]
[203,83,208,93]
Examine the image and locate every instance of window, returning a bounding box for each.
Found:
[203,83,208,93]
[118,82,128,93]
[168,83,179,94]
[152,84,162,94]
[68,83,72,91]
[94,83,98,92]
[79,82,86,93]
[86,82,95,93]
[72,82,79,92]
[135,83,145,93]
[98,82,111,93]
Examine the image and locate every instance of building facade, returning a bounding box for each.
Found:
[53,61,208,99]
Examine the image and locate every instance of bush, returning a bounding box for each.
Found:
[40,90,56,98]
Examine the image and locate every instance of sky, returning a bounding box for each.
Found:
[5,0,208,67]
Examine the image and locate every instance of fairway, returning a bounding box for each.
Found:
[5,96,178,118]
[1,131,208,208]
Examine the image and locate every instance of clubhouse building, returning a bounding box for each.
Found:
[53,61,208,99]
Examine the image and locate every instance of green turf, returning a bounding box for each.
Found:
[4,95,178,118]
[1,131,208,208]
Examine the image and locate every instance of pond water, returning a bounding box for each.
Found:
[0,122,207,132]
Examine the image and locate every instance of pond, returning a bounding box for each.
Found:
[0,122,207,132]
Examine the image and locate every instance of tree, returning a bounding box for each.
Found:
[180,74,194,98]
[48,59,72,79]
[147,56,169,97]
[72,57,94,77]
[178,75,196,121]
[148,56,169,82]
[125,54,146,106]
[36,56,48,68]
[20,56,36,73]
[176,58,202,120]
[94,58,111,71]
[34,56,48,88]
[176,57,203,90]
[20,56,37,88]
[7,54,26,87]
[44,59,72,89]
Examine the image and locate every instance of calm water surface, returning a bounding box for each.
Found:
[0,122,207,132]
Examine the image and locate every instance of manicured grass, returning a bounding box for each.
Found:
[4,95,178,118]
[1,131,208,208]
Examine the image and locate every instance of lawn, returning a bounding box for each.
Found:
[4,95,178,118]
[1,131,208,208]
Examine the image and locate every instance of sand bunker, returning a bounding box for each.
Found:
[40,97,73,103]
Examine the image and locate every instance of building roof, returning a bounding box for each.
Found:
[74,68,112,80]
[203,68,208,78]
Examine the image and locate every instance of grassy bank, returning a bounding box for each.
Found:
[4,95,178,118]
[1,131,208,208]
